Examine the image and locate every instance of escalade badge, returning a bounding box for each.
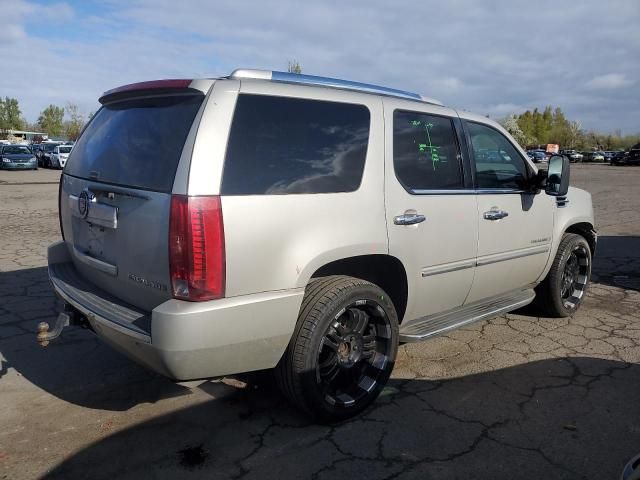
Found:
[78,189,95,218]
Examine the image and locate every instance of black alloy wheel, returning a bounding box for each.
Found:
[276,276,399,421]
[316,299,394,409]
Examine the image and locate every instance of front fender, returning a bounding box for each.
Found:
[536,187,595,282]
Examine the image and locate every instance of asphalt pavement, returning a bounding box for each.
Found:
[0,164,639,480]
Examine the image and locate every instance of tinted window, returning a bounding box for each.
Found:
[59,146,72,153]
[393,111,463,191]
[221,94,370,195]
[467,121,529,190]
[65,95,203,192]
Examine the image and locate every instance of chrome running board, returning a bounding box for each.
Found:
[399,289,535,342]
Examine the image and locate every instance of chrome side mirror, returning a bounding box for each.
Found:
[545,154,570,196]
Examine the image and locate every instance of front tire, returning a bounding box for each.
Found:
[534,233,592,317]
[276,275,399,421]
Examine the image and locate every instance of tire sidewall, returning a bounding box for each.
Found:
[300,283,399,420]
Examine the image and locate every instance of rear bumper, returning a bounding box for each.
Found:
[47,241,304,380]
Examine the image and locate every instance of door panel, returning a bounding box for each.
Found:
[463,120,554,304]
[384,100,478,324]
[466,192,554,303]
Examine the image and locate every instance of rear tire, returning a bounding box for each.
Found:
[276,275,399,421]
[534,233,592,317]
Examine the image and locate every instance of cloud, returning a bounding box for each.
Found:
[2,0,640,134]
[586,73,635,90]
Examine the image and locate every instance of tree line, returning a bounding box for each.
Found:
[0,97,92,141]
[500,106,640,151]
[2,94,638,150]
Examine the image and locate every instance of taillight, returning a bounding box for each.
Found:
[169,195,225,301]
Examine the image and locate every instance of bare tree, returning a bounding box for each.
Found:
[64,102,85,140]
[287,60,302,74]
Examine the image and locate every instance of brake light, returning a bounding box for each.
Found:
[169,195,225,301]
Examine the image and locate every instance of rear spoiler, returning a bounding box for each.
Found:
[99,79,204,104]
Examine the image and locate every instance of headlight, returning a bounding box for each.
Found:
[30,157,36,162]
[2,158,10,163]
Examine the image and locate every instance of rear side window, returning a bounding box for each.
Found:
[221,94,370,195]
[65,95,203,192]
[393,110,464,192]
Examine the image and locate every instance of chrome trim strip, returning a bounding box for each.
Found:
[411,189,476,195]
[50,277,151,343]
[476,245,550,267]
[422,259,476,277]
[72,246,118,276]
[421,245,549,277]
[409,188,531,195]
[475,189,528,194]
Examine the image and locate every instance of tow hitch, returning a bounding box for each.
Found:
[37,307,86,347]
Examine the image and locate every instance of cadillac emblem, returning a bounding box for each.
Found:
[78,189,95,218]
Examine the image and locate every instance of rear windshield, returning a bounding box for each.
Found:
[65,95,203,192]
[2,145,31,154]
[59,146,72,153]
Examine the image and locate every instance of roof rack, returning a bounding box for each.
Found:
[229,69,444,106]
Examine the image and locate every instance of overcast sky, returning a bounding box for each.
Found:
[2,0,639,133]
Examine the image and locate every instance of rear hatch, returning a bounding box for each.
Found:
[60,81,207,312]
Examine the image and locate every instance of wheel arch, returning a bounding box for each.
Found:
[565,221,597,256]
[310,254,408,324]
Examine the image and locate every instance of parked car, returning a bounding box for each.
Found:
[590,151,605,162]
[560,149,583,163]
[50,145,72,169]
[612,144,640,166]
[0,144,38,170]
[40,142,62,168]
[610,151,629,165]
[42,69,596,420]
[529,150,547,163]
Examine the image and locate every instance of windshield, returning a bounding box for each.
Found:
[2,145,31,154]
[59,146,72,153]
[65,95,203,192]
[43,143,58,151]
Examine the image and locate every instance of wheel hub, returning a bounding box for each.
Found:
[337,333,363,366]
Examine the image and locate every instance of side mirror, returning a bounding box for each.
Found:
[545,154,570,196]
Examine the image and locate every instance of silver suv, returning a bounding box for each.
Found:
[44,69,596,420]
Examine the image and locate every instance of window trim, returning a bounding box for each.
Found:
[392,109,467,195]
[463,119,534,192]
[220,93,372,196]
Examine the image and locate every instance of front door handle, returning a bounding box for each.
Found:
[394,213,426,225]
[483,209,509,221]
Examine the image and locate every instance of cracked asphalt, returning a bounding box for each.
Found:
[1,165,639,480]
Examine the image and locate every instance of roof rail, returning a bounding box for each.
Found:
[229,69,444,106]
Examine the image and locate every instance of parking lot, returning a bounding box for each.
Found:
[1,164,639,480]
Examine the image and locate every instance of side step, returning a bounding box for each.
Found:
[399,289,535,343]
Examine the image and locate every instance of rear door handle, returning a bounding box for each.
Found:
[394,213,426,225]
[483,209,509,221]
